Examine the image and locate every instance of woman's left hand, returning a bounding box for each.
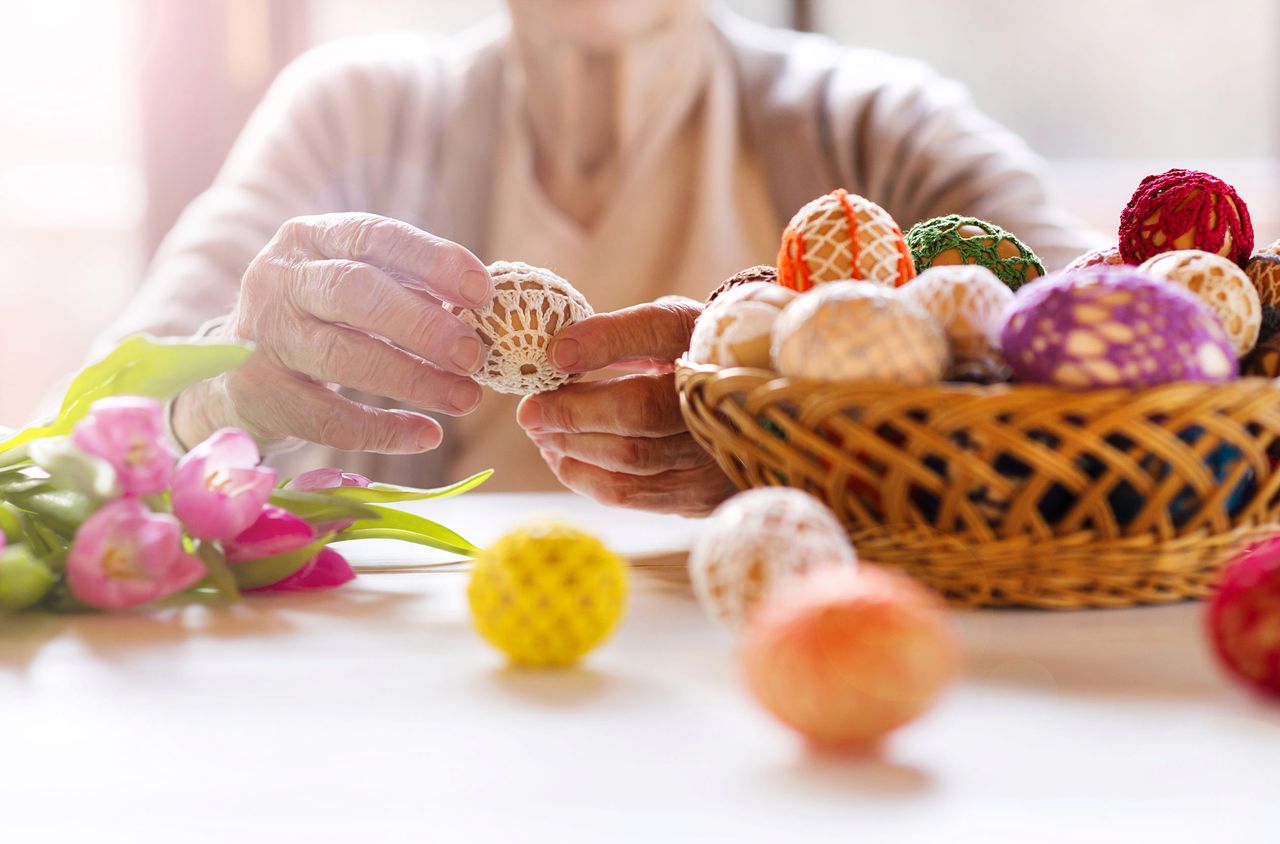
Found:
[517,299,737,516]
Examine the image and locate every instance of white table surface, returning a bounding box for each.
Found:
[3,493,1279,843]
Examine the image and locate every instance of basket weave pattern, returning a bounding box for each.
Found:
[677,361,1280,609]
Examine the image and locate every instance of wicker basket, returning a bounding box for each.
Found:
[677,360,1280,609]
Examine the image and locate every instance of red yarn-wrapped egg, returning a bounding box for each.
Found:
[1118,169,1254,266]
[1207,534,1280,697]
[777,189,915,291]
[740,565,959,751]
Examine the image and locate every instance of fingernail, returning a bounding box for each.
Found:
[517,397,542,430]
[450,336,486,373]
[551,337,580,370]
[448,380,482,412]
[461,269,491,307]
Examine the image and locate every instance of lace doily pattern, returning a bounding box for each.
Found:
[1139,250,1261,356]
[901,265,1013,379]
[904,215,1045,292]
[1001,268,1236,388]
[448,261,593,396]
[777,189,915,291]
[688,282,797,369]
[1245,239,1280,308]
[706,264,778,305]
[1064,245,1127,273]
[1118,169,1254,266]
[688,487,857,630]
[772,282,949,385]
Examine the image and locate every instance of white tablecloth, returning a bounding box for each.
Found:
[3,493,1279,843]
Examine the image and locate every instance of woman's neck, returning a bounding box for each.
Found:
[508,7,712,227]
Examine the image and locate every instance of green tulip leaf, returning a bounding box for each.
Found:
[324,469,493,504]
[230,538,331,591]
[268,490,381,524]
[3,480,94,538]
[0,545,55,612]
[0,503,20,542]
[334,505,477,556]
[0,335,253,456]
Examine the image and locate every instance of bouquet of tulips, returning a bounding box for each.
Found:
[0,335,488,613]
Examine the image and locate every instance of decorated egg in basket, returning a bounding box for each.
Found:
[1119,168,1254,265]
[777,189,915,291]
[1139,250,1261,356]
[904,215,1045,291]
[707,264,778,305]
[688,281,797,369]
[1064,245,1127,272]
[1000,267,1236,389]
[772,282,949,385]
[900,265,1013,380]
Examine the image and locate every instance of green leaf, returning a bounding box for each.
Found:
[324,469,493,504]
[0,503,20,542]
[230,537,331,591]
[0,334,253,456]
[3,480,94,537]
[268,489,381,524]
[0,545,55,612]
[195,542,240,602]
[334,505,477,556]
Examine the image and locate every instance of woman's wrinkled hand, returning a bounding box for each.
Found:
[174,212,494,454]
[517,298,737,516]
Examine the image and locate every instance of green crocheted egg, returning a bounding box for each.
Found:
[905,215,1045,291]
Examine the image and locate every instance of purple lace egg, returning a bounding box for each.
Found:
[1001,267,1236,388]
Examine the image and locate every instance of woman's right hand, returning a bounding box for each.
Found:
[173,212,493,454]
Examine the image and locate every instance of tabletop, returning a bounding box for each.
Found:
[3,492,1279,843]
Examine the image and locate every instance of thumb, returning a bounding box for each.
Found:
[549,298,702,373]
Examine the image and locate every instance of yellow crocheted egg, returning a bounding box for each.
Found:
[447,261,593,396]
[777,189,915,291]
[900,265,1013,380]
[467,522,628,667]
[772,281,949,384]
[1246,239,1280,308]
[688,488,857,630]
[1139,249,1261,356]
[688,281,797,369]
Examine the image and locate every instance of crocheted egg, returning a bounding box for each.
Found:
[777,189,915,291]
[467,521,628,667]
[1139,250,1261,356]
[447,261,593,395]
[900,265,1013,380]
[1118,169,1254,266]
[688,488,856,630]
[1001,267,1236,388]
[772,282,949,385]
[741,565,958,750]
[1244,332,1280,378]
[707,264,778,305]
[904,215,1045,291]
[1245,239,1280,308]
[688,282,797,369]
[1064,245,1127,272]
[1207,535,1280,698]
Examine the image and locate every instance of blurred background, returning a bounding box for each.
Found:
[0,0,1277,425]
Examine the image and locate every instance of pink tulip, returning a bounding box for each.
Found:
[67,498,205,610]
[72,397,175,495]
[0,532,6,555]
[224,505,315,563]
[171,428,277,541]
[250,547,355,592]
[285,468,372,492]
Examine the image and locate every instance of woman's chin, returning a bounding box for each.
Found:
[505,0,702,49]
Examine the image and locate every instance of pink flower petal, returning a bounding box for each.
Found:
[247,547,355,593]
[72,397,175,496]
[225,505,316,563]
[172,429,277,541]
[286,468,372,492]
[68,498,206,610]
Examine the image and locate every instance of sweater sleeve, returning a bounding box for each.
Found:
[92,35,447,353]
[821,47,1104,270]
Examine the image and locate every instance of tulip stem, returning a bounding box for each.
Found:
[195,542,241,603]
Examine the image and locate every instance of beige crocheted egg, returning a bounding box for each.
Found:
[1139,249,1261,356]
[447,261,593,395]
[688,282,797,369]
[1064,245,1127,272]
[688,487,857,630]
[772,281,949,384]
[900,265,1013,379]
[777,189,915,291]
[1245,239,1280,308]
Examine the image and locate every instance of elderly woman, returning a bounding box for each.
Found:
[102,0,1094,514]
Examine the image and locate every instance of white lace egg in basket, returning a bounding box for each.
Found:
[449,261,594,395]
